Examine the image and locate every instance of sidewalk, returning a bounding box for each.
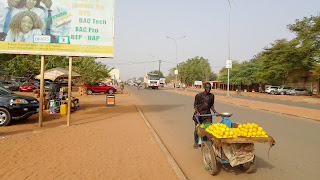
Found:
[185,87,320,104]
[0,89,178,180]
[164,88,320,121]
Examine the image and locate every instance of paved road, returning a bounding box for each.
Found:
[129,86,320,180]
[173,88,320,110]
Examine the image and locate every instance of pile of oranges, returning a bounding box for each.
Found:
[204,123,268,139]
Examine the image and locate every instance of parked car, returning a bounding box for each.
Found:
[0,81,20,91]
[59,80,75,86]
[28,79,40,88]
[286,88,311,96]
[44,81,51,91]
[83,82,117,95]
[19,84,37,92]
[265,86,280,94]
[0,85,39,126]
[275,87,292,95]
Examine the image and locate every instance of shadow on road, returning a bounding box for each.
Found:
[217,155,274,175]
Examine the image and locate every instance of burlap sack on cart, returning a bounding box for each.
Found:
[222,143,254,167]
[196,125,209,137]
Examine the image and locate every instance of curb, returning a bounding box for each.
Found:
[165,89,320,122]
[136,105,188,180]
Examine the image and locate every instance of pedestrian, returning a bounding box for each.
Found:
[41,0,71,43]
[120,83,124,94]
[237,85,241,95]
[5,11,43,42]
[137,82,141,90]
[192,82,219,149]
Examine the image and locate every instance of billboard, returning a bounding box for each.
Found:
[0,0,114,57]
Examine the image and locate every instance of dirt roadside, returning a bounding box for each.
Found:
[164,88,320,121]
[0,88,178,180]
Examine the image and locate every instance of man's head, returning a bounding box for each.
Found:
[204,82,211,94]
[7,0,21,8]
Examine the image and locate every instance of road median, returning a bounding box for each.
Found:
[164,89,320,121]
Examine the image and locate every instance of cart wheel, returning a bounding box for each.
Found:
[201,141,218,175]
[240,156,256,173]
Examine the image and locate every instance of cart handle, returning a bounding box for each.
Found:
[194,114,219,125]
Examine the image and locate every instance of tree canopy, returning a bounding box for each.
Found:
[0,55,112,84]
[166,56,217,84]
[148,70,165,78]
[218,15,320,86]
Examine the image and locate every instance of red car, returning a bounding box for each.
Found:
[83,82,117,95]
[19,84,36,92]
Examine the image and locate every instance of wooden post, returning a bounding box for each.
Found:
[67,56,72,126]
[39,55,45,127]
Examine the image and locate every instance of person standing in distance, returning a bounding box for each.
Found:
[192,82,219,149]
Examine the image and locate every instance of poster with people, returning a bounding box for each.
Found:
[0,0,114,57]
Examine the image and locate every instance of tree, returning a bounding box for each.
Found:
[173,56,213,84]
[218,59,262,86]
[6,55,41,82]
[72,57,112,84]
[4,55,112,84]
[166,68,175,83]
[148,70,164,78]
[254,39,305,85]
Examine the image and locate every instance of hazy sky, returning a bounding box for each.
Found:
[99,0,319,81]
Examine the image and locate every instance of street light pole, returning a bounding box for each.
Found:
[166,36,186,89]
[227,0,231,96]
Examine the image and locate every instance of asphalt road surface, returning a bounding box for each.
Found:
[129,86,320,180]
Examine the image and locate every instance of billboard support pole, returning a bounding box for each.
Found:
[39,55,45,127]
[67,57,72,126]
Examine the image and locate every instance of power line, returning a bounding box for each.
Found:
[106,60,158,65]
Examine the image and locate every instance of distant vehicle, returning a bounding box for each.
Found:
[28,79,40,88]
[0,81,20,91]
[275,87,292,95]
[19,84,37,92]
[83,82,117,95]
[143,74,160,89]
[159,78,166,87]
[265,86,280,94]
[171,84,180,88]
[286,88,311,96]
[0,85,39,126]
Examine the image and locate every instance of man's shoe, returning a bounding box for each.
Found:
[193,144,199,149]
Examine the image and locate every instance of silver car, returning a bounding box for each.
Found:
[0,81,20,91]
[275,87,292,95]
[286,88,311,96]
[265,86,280,94]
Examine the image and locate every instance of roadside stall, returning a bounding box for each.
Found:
[35,68,81,115]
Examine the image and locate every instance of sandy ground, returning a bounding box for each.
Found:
[164,88,320,121]
[0,87,178,180]
[0,86,319,180]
